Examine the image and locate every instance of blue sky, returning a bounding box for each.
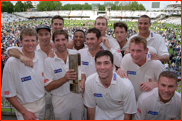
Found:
[10,1,178,10]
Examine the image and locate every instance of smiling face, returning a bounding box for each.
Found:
[137,17,151,35]
[129,42,148,66]
[157,76,178,103]
[54,34,68,53]
[37,29,51,46]
[51,19,64,33]
[20,35,38,54]
[86,32,101,51]
[96,55,114,80]
[73,31,85,48]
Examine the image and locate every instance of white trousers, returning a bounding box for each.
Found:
[52,93,84,120]
[15,96,46,120]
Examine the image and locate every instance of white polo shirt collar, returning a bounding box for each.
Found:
[96,72,117,88]
[137,31,154,41]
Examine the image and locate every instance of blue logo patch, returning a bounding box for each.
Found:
[21,76,31,82]
[148,54,151,58]
[100,46,104,50]
[127,71,136,75]
[93,93,103,97]
[113,73,116,81]
[82,61,89,65]
[151,32,153,37]
[148,111,158,115]
[54,68,62,73]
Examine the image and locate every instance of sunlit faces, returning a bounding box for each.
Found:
[94,18,108,36]
[54,34,68,53]
[157,76,178,103]
[114,27,128,43]
[86,33,101,50]
[137,17,151,35]
[96,56,114,80]
[38,29,51,46]
[51,19,64,33]
[20,35,38,54]
[129,42,148,66]
[73,31,85,47]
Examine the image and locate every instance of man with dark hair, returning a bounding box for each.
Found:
[114,22,129,56]
[44,29,85,120]
[129,15,169,62]
[118,36,165,100]
[134,71,181,120]
[84,50,137,120]
[94,17,122,68]
[51,15,64,34]
[72,30,87,50]
[2,28,45,120]
[79,28,122,78]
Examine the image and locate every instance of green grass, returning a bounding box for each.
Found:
[1,108,15,112]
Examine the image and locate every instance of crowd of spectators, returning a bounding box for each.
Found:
[1,13,181,78]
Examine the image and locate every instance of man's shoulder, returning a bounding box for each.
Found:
[129,34,138,40]
[78,48,88,53]
[86,73,98,83]
[138,88,157,102]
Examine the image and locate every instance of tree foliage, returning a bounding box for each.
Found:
[24,1,34,10]
[1,1,14,13]
[37,1,62,11]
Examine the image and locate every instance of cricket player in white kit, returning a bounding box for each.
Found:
[43,29,85,120]
[134,71,181,120]
[118,36,165,100]
[2,28,45,120]
[84,50,137,120]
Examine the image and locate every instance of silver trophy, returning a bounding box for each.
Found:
[69,53,82,93]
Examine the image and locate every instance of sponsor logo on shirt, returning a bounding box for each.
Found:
[4,91,10,95]
[54,68,62,73]
[44,79,49,83]
[117,50,121,53]
[100,46,104,50]
[118,101,122,104]
[151,32,153,37]
[113,73,116,81]
[93,93,103,97]
[42,72,44,77]
[148,111,158,115]
[21,76,31,82]
[137,108,141,114]
[82,61,89,65]
[127,71,136,75]
[148,53,151,58]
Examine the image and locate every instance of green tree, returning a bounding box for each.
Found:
[24,1,34,10]
[37,1,62,11]
[15,1,25,12]
[99,5,105,11]
[83,3,92,10]
[1,1,14,13]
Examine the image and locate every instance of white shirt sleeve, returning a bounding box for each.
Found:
[5,46,23,57]
[109,48,122,67]
[43,58,54,86]
[157,35,169,56]
[2,58,16,98]
[83,77,96,108]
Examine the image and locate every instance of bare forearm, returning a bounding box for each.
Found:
[87,107,95,120]
[159,54,169,62]
[7,97,27,114]
[8,48,23,58]
[124,113,132,120]
[45,76,68,92]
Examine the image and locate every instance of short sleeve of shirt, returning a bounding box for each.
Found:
[2,58,16,98]
[44,58,54,86]
[122,79,137,114]
[83,76,96,108]
[6,46,23,57]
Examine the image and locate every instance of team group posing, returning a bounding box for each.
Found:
[2,15,181,120]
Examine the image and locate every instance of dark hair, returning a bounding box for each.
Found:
[87,28,101,40]
[159,71,178,83]
[52,30,68,42]
[95,50,113,64]
[129,36,147,50]
[74,29,85,38]
[138,15,151,23]
[114,22,128,32]
[51,15,64,24]
[95,16,108,26]
[20,28,38,41]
